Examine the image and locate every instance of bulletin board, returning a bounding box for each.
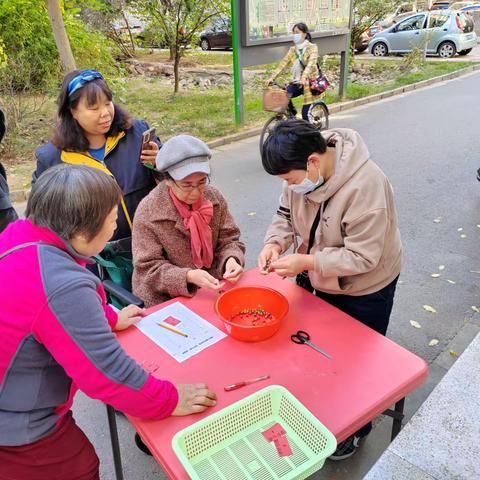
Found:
[244,0,352,46]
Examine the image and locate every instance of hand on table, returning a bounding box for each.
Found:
[140,141,159,166]
[172,383,217,416]
[257,244,282,274]
[115,304,145,331]
[223,257,243,283]
[187,269,224,291]
[270,253,314,278]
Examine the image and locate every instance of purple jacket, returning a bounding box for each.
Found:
[0,220,178,447]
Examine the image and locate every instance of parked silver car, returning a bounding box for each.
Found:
[369,10,477,58]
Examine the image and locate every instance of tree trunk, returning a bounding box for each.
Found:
[122,11,136,54]
[174,50,181,93]
[46,0,76,73]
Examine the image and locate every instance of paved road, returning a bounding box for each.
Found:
[74,70,480,479]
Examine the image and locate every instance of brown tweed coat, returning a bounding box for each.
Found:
[132,181,245,307]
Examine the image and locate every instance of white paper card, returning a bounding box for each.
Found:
[135,301,226,362]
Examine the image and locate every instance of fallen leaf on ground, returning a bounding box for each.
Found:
[428,339,439,347]
[410,320,422,329]
[457,227,463,232]
[398,280,405,284]
[433,217,443,223]
[460,234,467,239]
[449,350,459,358]
[446,280,456,285]
[438,265,445,271]
[423,305,437,313]
[430,273,441,278]
[247,212,256,216]
[470,270,480,274]
[471,306,480,313]
[477,225,480,229]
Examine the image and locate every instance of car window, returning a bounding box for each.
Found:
[428,13,450,28]
[458,12,475,32]
[397,15,425,31]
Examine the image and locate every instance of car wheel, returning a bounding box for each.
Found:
[372,42,388,57]
[200,38,211,51]
[437,41,456,59]
[458,48,472,56]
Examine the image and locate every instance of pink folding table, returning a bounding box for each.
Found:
[106,269,428,480]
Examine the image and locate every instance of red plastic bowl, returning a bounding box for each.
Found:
[215,286,289,342]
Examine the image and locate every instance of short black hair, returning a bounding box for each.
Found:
[52,70,132,152]
[26,164,121,242]
[292,22,312,41]
[261,119,327,175]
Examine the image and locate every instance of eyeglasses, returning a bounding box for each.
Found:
[173,176,210,192]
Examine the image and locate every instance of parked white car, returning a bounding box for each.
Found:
[369,10,477,58]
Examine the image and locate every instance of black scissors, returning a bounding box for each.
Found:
[291,330,332,360]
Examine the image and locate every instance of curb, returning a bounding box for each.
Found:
[10,64,480,202]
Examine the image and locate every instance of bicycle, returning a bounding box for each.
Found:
[260,82,329,151]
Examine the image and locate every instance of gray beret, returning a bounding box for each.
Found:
[155,134,211,180]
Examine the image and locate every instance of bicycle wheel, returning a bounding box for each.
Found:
[259,114,286,152]
[307,101,329,131]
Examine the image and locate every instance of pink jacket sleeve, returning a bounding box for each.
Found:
[33,277,178,419]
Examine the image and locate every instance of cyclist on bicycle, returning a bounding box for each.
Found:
[266,22,319,121]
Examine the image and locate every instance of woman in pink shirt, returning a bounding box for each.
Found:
[0,164,216,480]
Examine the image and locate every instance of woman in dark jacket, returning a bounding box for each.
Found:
[33,70,159,240]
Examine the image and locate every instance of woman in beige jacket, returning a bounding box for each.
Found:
[258,119,402,460]
[266,22,319,120]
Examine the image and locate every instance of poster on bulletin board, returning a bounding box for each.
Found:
[244,0,352,46]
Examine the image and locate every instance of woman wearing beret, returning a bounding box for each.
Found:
[132,135,245,307]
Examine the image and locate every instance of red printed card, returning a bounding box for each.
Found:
[164,316,181,326]
[261,423,286,442]
[273,435,293,456]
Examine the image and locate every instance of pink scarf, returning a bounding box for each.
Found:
[169,189,214,268]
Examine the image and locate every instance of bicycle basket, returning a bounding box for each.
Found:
[263,88,289,113]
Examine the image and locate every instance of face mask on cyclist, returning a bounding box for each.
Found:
[289,163,324,195]
[293,33,305,45]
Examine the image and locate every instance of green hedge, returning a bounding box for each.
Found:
[0,0,120,92]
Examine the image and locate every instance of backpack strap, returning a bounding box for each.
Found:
[306,198,330,254]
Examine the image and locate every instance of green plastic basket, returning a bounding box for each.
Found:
[172,385,337,480]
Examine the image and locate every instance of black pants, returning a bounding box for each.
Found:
[316,276,399,438]
[286,83,310,120]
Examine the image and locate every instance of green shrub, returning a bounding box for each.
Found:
[0,0,120,92]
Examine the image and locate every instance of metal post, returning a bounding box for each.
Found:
[231,0,244,125]
[339,45,350,100]
[106,405,124,480]
[340,0,354,100]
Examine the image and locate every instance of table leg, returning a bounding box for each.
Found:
[106,404,124,480]
[391,398,405,441]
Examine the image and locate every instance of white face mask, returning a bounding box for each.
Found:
[289,167,324,195]
[293,33,304,45]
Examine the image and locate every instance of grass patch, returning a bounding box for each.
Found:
[135,49,233,68]
[121,78,267,141]
[2,58,476,191]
